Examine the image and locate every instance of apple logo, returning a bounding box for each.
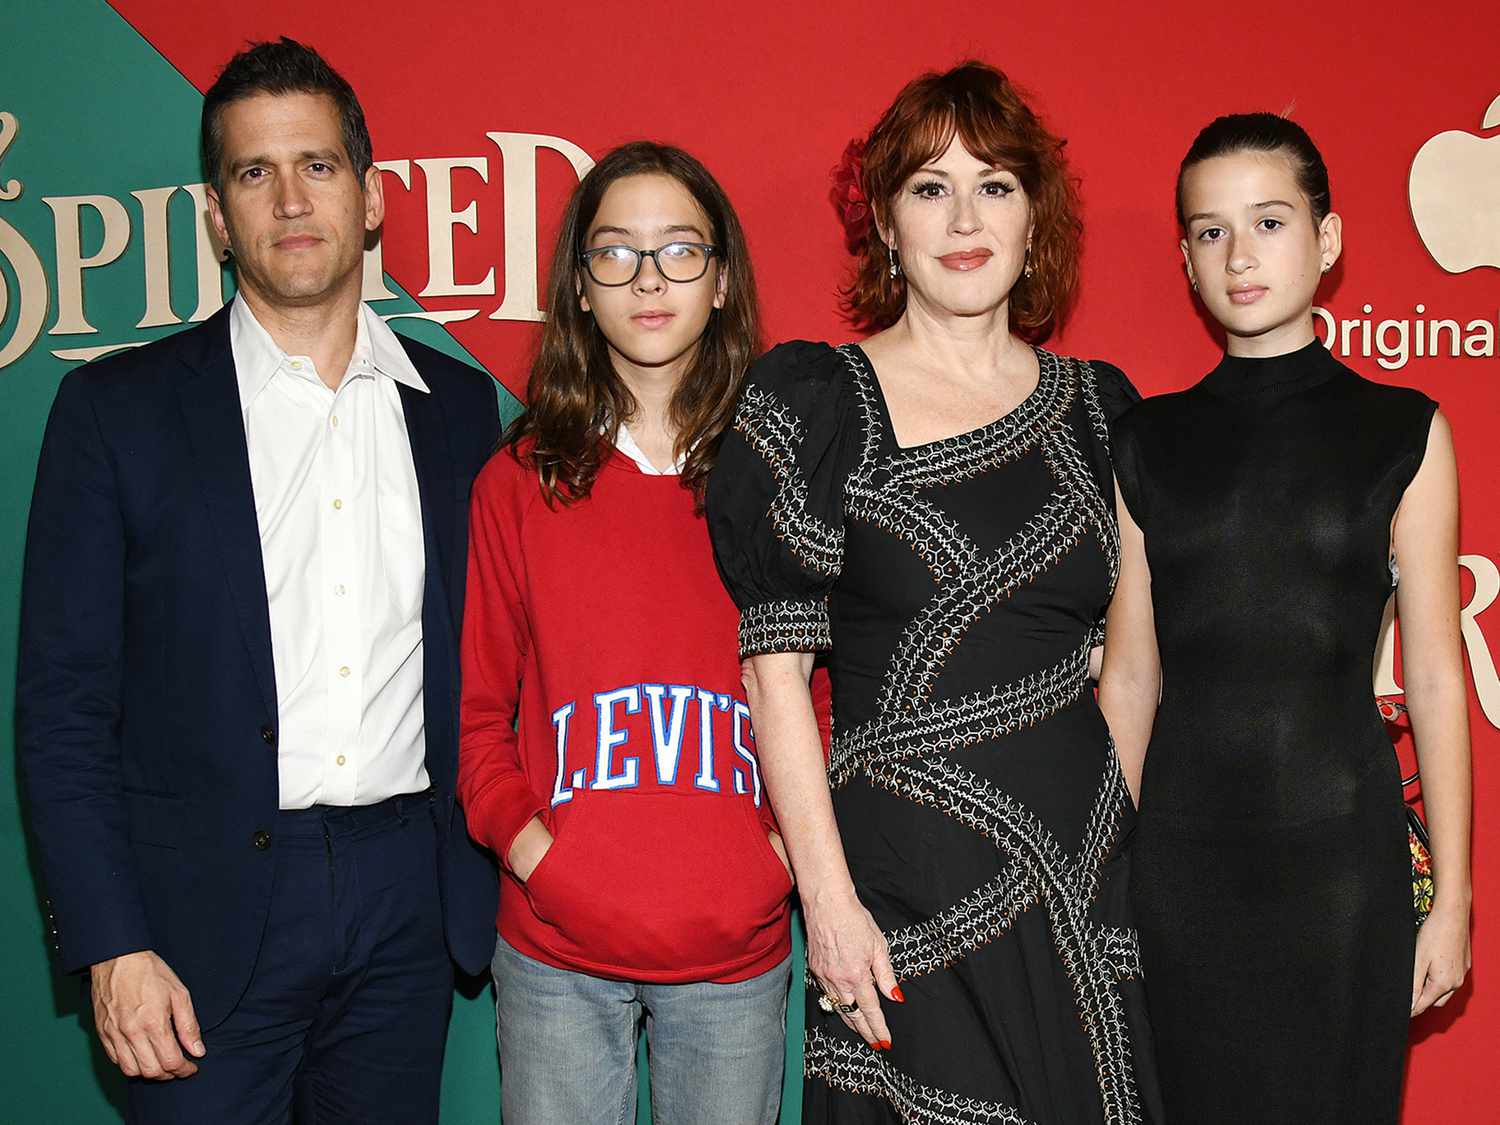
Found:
[1409,93,1500,272]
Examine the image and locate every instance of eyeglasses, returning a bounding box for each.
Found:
[579,241,720,287]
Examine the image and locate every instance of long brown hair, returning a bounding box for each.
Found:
[842,61,1082,342]
[506,141,760,507]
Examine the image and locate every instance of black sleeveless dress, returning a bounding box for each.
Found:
[1111,340,1434,1124]
[707,341,1163,1125]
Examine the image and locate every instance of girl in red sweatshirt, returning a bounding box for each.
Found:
[459,142,794,1124]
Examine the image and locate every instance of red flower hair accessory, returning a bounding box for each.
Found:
[829,137,872,254]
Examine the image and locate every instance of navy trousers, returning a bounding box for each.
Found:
[128,790,455,1125]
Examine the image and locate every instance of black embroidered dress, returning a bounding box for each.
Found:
[707,341,1162,1125]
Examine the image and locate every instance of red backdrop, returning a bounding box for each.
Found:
[108,2,1499,1118]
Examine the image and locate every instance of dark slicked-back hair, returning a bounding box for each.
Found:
[201,37,372,194]
[1176,112,1331,226]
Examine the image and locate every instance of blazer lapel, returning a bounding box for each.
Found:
[174,309,278,719]
[399,379,459,680]
[399,380,461,790]
[396,379,453,609]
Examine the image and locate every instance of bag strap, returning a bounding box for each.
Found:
[1377,695,1421,789]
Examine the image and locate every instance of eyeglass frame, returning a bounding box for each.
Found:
[578,241,722,287]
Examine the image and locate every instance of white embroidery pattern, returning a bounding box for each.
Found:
[805,1027,1037,1125]
[739,346,1143,1125]
[738,596,831,657]
[733,383,845,578]
[829,349,1118,713]
[828,639,1092,787]
[863,749,1143,1125]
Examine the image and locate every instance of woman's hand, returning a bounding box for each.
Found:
[740,652,899,1043]
[1411,901,1471,1016]
[506,815,554,883]
[804,887,902,1049]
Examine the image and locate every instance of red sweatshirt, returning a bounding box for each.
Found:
[459,443,793,983]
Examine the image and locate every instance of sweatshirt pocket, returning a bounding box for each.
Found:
[744,800,794,894]
[521,815,583,920]
[523,793,792,976]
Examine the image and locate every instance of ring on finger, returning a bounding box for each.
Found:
[818,990,859,1015]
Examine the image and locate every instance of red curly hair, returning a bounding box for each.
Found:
[840,61,1081,342]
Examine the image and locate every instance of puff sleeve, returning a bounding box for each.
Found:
[1075,358,1142,515]
[1109,408,1148,530]
[1081,360,1143,650]
[1100,357,1146,532]
[1091,358,1142,423]
[706,341,861,660]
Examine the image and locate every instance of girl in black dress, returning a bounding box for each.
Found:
[1099,114,1473,1123]
[708,63,1161,1124]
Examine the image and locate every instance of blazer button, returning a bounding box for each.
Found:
[260,726,277,746]
[252,830,272,851]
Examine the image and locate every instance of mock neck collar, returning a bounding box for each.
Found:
[1201,339,1342,398]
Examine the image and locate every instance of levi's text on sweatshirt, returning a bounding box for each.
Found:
[459,442,793,983]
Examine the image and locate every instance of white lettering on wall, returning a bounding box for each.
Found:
[0,116,599,366]
[361,160,412,303]
[1315,303,1499,370]
[485,132,594,322]
[416,156,495,297]
[44,193,130,335]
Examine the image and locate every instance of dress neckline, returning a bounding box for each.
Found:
[847,342,1054,454]
[1200,338,1343,398]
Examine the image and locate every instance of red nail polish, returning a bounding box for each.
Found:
[891,986,906,1003]
[877,1040,892,1051]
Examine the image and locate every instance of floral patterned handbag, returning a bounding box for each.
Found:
[1377,696,1433,927]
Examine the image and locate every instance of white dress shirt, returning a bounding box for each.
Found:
[231,295,430,809]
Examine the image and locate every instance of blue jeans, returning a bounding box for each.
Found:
[492,936,790,1125]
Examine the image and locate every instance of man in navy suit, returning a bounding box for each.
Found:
[17,38,500,1124]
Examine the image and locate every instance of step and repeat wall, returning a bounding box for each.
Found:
[2,1,1496,1121]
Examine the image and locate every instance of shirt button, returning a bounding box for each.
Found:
[332,498,343,510]
[338,665,351,678]
[289,360,303,371]
[334,584,346,597]
[330,415,340,429]
[260,726,276,746]
[252,830,272,851]
[336,755,346,766]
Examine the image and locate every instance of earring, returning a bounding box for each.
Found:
[888,245,900,279]
[1320,261,1332,274]
[1023,238,1034,279]
[1190,277,1198,292]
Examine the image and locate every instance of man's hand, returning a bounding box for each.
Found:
[90,950,205,1079]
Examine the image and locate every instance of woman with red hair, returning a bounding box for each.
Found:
[708,62,1161,1124]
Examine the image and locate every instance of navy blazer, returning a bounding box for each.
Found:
[17,305,501,1029]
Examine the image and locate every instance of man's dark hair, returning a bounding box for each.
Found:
[201,37,373,194]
